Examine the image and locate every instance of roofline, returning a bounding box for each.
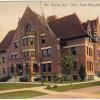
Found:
[61,34,87,41]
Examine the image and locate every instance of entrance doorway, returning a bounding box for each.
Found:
[16,64,23,76]
[11,65,14,74]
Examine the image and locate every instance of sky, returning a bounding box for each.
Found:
[0,0,100,42]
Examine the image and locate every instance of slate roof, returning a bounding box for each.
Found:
[48,13,87,40]
[0,7,98,53]
[0,30,15,52]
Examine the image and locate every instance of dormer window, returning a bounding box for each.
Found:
[25,24,31,32]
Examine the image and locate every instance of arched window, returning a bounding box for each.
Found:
[25,24,31,32]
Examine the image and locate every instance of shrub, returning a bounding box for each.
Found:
[53,85,58,88]
[0,76,12,82]
[47,85,51,89]
[19,76,29,82]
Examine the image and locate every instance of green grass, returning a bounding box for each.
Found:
[0,83,42,91]
[48,81,100,92]
[0,90,47,99]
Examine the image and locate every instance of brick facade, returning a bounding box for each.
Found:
[0,7,100,81]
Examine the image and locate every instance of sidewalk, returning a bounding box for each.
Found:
[0,81,100,99]
[0,80,100,94]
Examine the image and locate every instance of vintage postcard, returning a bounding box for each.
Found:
[0,0,100,99]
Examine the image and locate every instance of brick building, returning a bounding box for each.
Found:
[0,7,100,81]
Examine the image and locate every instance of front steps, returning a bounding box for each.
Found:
[7,76,20,82]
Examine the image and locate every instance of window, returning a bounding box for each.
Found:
[11,53,18,59]
[25,24,31,32]
[41,36,45,44]
[11,54,14,59]
[30,37,34,45]
[91,49,93,56]
[33,64,38,72]
[23,38,25,46]
[87,61,93,71]
[15,54,18,58]
[2,57,5,63]
[89,48,91,56]
[26,38,29,45]
[42,48,52,58]
[42,50,47,58]
[47,48,52,58]
[3,68,5,74]
[87,46,88,55]
[14,42,18,49]
[42,64,46,72]
[89,48,92,56]
[26,51,29,57]
[71,47,76,55]
[47,63,51,72]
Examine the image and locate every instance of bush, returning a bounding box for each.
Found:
[0,76,12,82]
[19,76,29,82]
[47,85,51,89]
[53,85,58,88]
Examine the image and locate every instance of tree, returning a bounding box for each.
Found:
[78,64,86,81]
[60,50,74,85]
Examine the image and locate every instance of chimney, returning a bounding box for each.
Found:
[47,15,58,22]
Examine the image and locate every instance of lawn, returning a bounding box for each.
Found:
[0,83,42,91]
[48,81,100,92]
[0,90,47,99]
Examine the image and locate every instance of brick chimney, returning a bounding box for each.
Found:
[47,15,57,22]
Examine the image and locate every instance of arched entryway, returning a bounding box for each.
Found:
[16,64,23,76]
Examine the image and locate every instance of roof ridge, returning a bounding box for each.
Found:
[49,13,76,22]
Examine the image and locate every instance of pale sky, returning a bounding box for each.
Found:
[0,0,100,42]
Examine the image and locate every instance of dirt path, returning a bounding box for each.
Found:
[31,86,100,99]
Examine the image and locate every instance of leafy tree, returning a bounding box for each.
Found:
[59,50,74,84]
[78,64,86,81]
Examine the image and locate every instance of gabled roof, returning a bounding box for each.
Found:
[0,30,15,52]
[20,6,38,24]
[48,13,86,40]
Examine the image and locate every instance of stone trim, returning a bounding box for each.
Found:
[41,61,52,64]
[41,46,52,50]
[22,49,35,52]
